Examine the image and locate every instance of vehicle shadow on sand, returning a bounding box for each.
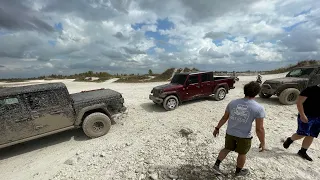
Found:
[140,97,218,113]
[0,129,88,160]
[140,102,167,112]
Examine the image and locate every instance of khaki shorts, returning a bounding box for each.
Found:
[225,134,252,154]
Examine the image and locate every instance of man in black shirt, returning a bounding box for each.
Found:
[283,85,320,161]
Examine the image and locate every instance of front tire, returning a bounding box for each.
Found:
[259,91,272,98]
[82,112,112,138]
[214,87,227,101]
[163,95,179,111]
[279,88,300,105]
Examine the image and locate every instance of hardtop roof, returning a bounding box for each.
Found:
[0,82,66,98]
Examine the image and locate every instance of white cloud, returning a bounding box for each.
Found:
[0,0,320,78]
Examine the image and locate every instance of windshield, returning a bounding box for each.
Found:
[171,74,188,84]
[286,68,314,78]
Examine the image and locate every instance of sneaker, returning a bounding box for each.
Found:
[298,150,313,161]
[283,137,293,149]
[235,168,250,176]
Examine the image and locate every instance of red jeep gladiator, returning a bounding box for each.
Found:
[149,71,236,110]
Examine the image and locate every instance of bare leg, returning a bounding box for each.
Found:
[291,133,305,141]
[302,136,314,149]
[217,148,231,161]
[236,154,246,169]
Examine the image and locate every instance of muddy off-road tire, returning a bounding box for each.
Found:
[82,112,112,138]
[279,88,300,105]
[214,87,227,101]
[259,91,272,98]
[163,95,179,111]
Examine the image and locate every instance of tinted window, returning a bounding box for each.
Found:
[171,74,188,85]
[26,91,59,110]
[0,97,22,115]
[201,73,210,82]
[286,68,314,77]
[188,75,199,84]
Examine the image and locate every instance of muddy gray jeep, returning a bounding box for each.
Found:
[0,82,127,149]
[259,66,320,105]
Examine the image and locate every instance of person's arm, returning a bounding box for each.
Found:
[297,87,310,123]
[216,111,230,129]
[297,95,308,122]
[213,110,229,137]
[255,118,265,151]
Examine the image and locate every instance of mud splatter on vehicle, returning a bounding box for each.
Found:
[0,82,127,149]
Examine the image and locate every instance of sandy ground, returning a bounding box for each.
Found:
[0,73,319,180]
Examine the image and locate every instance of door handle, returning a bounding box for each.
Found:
[51,110,62,115]
[196,86,200,88]
[35,125,44,130]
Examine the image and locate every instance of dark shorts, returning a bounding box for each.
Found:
[296,115,320,138]
[224,134,252,154]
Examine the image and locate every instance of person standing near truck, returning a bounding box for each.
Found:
[212,81,266,176]
[283,84,320,161]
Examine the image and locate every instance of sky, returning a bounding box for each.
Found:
[0,0,320,78]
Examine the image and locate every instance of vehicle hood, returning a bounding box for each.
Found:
[153,83,183,91]
[71,89,121,104]
[264,77,308,84]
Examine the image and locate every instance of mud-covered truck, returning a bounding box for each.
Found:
[0,82,127,149]
[149,71,236,110]
[259,65,320,105]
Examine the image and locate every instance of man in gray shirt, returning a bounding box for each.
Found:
[213,81,266,176]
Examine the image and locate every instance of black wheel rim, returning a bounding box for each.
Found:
[287,93,296,101]
[93,121,104,132]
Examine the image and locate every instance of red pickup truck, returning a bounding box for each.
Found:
[149,71,236,110]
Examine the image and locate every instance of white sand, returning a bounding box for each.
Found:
[0,73,319,180]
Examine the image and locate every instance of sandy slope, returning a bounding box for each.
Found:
[0,73,319,180]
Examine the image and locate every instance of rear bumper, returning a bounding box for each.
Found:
[149,94,163,104]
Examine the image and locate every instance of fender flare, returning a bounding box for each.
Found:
[74,103,111,126]
[213,83,229,94]
[161,91,182,103]
[276,83,302,95]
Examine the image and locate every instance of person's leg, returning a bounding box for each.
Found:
[214,134,235,170]
[283,115,310,149]
[234,137,252,176]
[297,119,319,161]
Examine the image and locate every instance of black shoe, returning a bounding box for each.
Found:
[283,137,293,149]
[235,168,249,176]
[298,150,313,161]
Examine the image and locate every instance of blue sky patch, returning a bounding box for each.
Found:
[131,22,146,30]
[283,21,308,32]
[48,40,57,47]
[156,18,174,30]
[294,8,312,17]
[54,22,63,32]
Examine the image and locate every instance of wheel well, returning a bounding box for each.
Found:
[276,87,299,96]
[81,108,114,125]
[215,85,228,93]
[165,94,180,103]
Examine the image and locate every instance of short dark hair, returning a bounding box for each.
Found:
[244,81,261,97]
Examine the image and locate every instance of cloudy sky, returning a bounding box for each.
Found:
[0,0,320,78]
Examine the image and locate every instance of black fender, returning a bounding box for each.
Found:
[276,83,303,95]
[74,103,111,126]
[213,83,229,94]
[161,91,182,103]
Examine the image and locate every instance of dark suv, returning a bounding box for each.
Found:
[259,66,320,105]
